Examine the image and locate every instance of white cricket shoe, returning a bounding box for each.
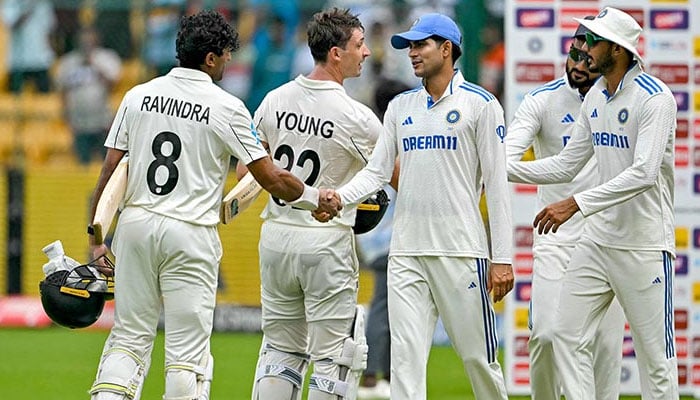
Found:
[357,379,391,399]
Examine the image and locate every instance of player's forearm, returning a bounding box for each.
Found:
[507,157,578,184]
[261,169,305,202]
[246,157,320,210]
[505,125,538,163]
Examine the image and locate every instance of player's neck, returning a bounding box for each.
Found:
[423,70,452,101]
[307,64,344,85]
[605,67,627,96]
[602,59,633,96]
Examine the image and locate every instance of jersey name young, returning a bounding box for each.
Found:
[274,110,334,139]
[141,95,211,124]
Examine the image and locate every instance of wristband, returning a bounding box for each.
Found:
[87,225,95,236]
[287,185,319,210]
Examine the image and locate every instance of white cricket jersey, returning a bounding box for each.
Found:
[506,74,597,247]
[338,70,513,263]
[105,68,269,226]
[254,74,382,228]
[509,63,676,255]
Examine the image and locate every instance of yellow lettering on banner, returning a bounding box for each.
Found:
[695,36,700,58]
[694,92,700,113]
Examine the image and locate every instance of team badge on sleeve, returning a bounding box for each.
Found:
[250,122,260,144]
[496,125,506,143]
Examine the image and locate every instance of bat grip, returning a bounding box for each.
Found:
[93,223,104,246]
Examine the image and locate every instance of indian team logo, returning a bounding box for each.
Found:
[597,8,608,19]
[618,108,629,124]
[446,110,460,124]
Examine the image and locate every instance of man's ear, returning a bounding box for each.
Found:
[329,46,342,61]
[204,52,217,67]
[442,41,452,58]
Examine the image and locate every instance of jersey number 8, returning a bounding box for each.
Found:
[147,131,181,196]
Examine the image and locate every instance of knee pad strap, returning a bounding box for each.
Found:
[255,344,309,388]
[163,355,214,400]
[89,347,147,399]
[309,373,350,397]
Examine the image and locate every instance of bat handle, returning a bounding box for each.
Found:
[93,223,104,246]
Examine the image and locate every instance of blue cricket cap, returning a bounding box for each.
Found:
[391,13,462,49]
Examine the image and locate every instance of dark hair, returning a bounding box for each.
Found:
[176,10,240,69]
[431,35,462,64]
[307,8,364,63]
[373,78,411,118]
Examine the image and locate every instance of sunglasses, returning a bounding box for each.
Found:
[568,46,588,63]
[585,31,607,48]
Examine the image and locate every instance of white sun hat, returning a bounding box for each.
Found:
[574,7,644,65]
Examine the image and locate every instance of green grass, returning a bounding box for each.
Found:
[0,327,689,399]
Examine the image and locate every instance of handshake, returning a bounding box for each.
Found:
[315,189,343,222]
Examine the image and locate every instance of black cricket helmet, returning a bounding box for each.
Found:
[39,256,114,329]
[353,189,390,234]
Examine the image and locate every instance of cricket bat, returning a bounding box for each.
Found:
[220,172,264,224]
[92,157,128,245]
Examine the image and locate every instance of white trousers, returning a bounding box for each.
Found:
[100,207,220,394]
[553,237,678,400]
[388,255,508,400]
[257,221,358,364]
[529,242,625,400]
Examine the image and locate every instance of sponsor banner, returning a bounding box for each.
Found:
[649,64,689,84]
[559,8,599,29]
[0,296,52,328]
[505,0,698,396]
[649,9,689,30]
[677,118,689,139]
[516,8,555,28]
[516,62,557,83]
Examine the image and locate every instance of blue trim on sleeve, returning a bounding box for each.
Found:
[459,82,496,102]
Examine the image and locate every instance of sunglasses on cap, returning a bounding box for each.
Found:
[585,31,607,48]
[568,46,588,63]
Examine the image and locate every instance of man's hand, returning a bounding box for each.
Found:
[533,196,580,234]
[488,263,514,303]
[90,244,114,277]
[313,189,342,222]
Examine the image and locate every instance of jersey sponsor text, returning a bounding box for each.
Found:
[591,131,630,149]
[402,135,458,152]
[140,95,210,124]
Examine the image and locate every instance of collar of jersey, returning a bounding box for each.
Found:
[168,67,214,82]
[294,74,345,91]
[425,69,464,109]
[595,62,642,101]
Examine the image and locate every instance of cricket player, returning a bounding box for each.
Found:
[505,20,625,400]
[508,7,678,399]
[238,8,385,400]
[86,10,338,400]
[327,13,514,400]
